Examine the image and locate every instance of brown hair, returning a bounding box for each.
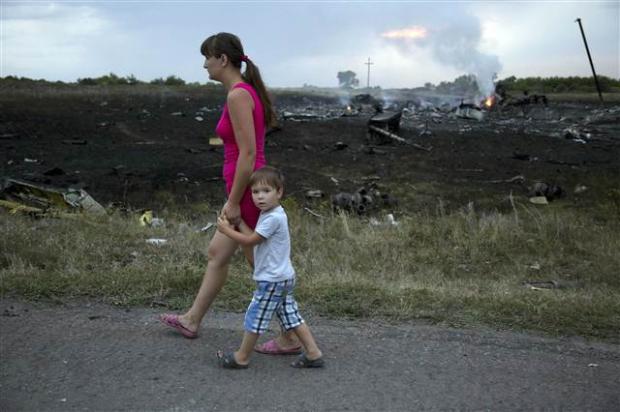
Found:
[200,32,277,128]
[249,166,285,192]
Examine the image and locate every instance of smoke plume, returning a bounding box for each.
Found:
[383,14,502,96]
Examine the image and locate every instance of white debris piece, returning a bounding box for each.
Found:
[146,238,168,246]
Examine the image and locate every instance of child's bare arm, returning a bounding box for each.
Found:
[217,215,263,247]
[237,219,253,235]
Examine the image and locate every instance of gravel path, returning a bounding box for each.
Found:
[1,298,619,411]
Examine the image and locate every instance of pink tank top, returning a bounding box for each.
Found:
[215,83,266,185]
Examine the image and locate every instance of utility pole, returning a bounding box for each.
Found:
[365,57,374,89]
[575,18,604,102]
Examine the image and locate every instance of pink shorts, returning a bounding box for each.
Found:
[225,182,260,230]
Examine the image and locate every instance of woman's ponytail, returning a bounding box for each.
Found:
[242,60,277,128]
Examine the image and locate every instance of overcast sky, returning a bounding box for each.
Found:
[1,1,618,91]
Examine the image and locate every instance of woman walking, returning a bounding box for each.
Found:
[160,32,300,354]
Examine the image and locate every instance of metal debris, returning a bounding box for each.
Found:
[62,139,87,145]
[146,238,168,246]
[303,207,324,218]
[305,190,324,199]
[528,182,563,201]
[529,196,549,205]
[367,126,432,152]
[0,177,106,215]
[209,137,223,146]
[369,213,399,227]
[523,279,582,290]
[331,185,397,215]
[455,104,484,121]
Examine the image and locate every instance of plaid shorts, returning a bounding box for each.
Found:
[244,279,304,335]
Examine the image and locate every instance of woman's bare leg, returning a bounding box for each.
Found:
[276,326,301,347]
[178,231,239,332]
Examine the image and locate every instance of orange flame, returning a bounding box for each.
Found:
[484,96,494,108]
[381,26,428,40]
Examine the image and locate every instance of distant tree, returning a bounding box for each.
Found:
[497,75,620,94]
[96,73,128,86]
[77,77,97,86]
[150,77,165,85]
[337,71,359,89]
[163,75,186,86]
[435,74,478,94]
[125,74,140,85]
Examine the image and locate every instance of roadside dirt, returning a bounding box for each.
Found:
[1,298,619,411]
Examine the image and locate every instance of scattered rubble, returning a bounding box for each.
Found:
[139,210,164,227]
[527,182,563,201]
[523,279,582,290]
[145,238,167,246]
[455,104,484,121]
[0,177,106,215]
[369,213,399,227]
[62,139,87,145]
[574,184,588,194]
[199,222,215,232]
[303,207,324,218]
[331,185,397,215]
[304,190,324,199]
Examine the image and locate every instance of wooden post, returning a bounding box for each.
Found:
[575,18,604,103]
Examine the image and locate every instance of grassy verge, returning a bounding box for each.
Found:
[1,196,619,341]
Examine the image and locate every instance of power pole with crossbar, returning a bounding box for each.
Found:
[365,57,374,89]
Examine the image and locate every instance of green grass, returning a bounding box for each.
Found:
[1,195,619,341]
[546,92,620,103]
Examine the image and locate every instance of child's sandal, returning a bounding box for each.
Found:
[217,351,249,369]
[290,353,324,368]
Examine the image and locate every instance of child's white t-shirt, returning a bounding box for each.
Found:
[253,205,295,282]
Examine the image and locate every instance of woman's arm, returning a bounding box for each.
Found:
[223,87,256,225]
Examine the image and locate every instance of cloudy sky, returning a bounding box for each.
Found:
[1,1,618,91]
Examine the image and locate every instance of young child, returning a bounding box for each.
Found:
[215,166,324,369]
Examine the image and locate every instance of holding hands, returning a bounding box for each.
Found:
[221,201,241,227]
[217,213,234,234]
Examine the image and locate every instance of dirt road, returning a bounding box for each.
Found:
[1,298,619,411]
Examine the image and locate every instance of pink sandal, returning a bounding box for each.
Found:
[159,314,198,339]
[255,339,302,355]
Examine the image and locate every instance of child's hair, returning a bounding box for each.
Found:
[249,166,285,192]
[200,32,277,128]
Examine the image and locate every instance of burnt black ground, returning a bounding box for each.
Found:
[1,298,619,411]
[1,88,619,216]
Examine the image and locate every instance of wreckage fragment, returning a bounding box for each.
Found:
[305,190,324,199]
[0,177,105,215]
[350,94,383,113]
[331,185,397,215]
[369,111,401,133]
[366,110,404,145]
[455,103,484,121]
[528,182,563,201]
[367,126,432,152]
